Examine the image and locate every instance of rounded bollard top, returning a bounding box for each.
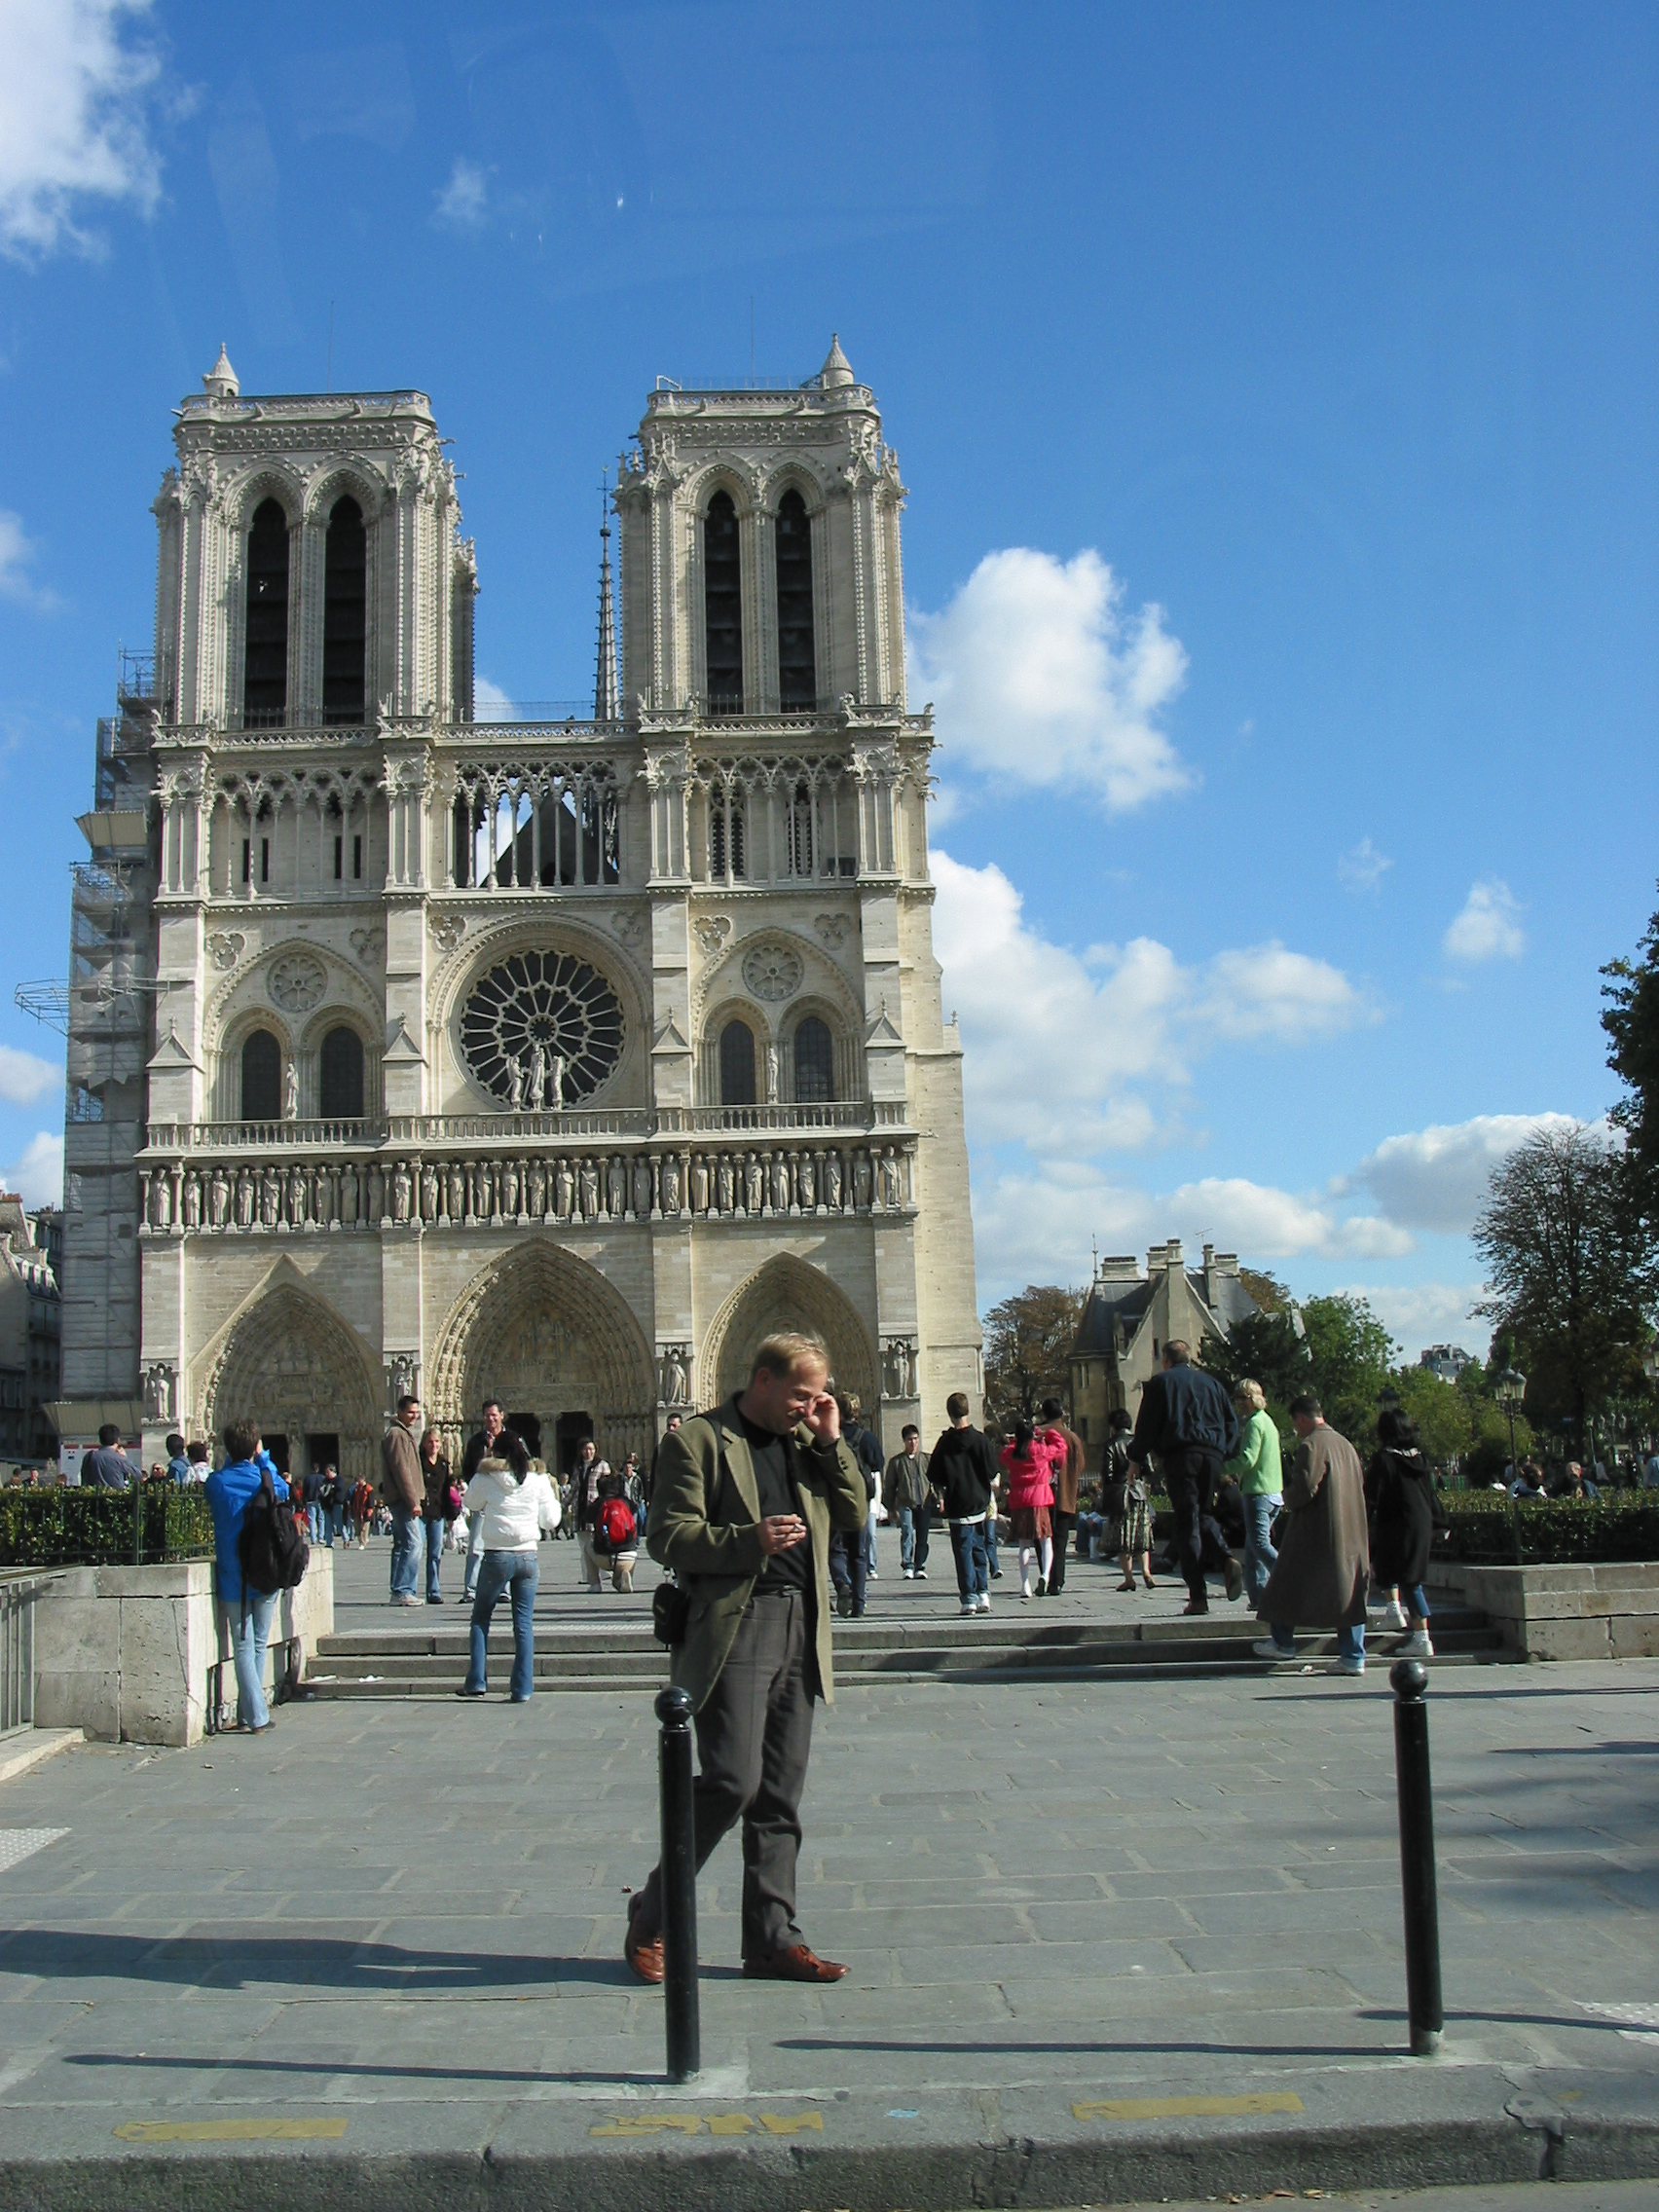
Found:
[655,1685,694,1728]
[1390,1657,1429,1702]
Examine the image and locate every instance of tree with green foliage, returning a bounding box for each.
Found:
[1602,886,1659,1283]
[1390,1364,1474,1465]
[981,1283,1085,1428]
[1200,1306,1310,1428]
[1299,1293,1397,1445]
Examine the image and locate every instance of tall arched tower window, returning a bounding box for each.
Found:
[775,488,815,711]
[719,1017,756,1106]
[323,495,367,724]
[704,491,743,714]
[318,1025,365,1118]
[240,1029,281,1122]
[243,499,289,727]
[793,1014,833,1103]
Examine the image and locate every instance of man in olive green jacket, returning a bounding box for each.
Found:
[624,1330,867,1986]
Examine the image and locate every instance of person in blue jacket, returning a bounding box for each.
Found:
[203,1420,289,1734]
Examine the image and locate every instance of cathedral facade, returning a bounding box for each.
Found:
[61,339,980,1485]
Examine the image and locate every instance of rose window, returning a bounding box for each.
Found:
[461,952,624,1106]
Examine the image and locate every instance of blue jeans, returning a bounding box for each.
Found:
[829,1529,866,1613]
[424,1520,446,1601]
[1243,1492,1281,1607]
[232,1589,277,1728]
[983,1514,1000,1574]
[896,1505,916,1569]
[464,1509,487,1599]
[466,1550,540,1699]
[323,1502,339,1548]
[1401,1582,1431,1621]
[950,1518,988,1601]
[389,1505,424,1599]
[1270,1620,1365,1662]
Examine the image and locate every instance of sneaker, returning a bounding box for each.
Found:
[914,1568,927,1580]
[1334,1655,1366,1676]
[1382,1599,1408,1630]
[977,1593,991,1612]
[1252,1638,1295,1660]
[903,1567,914,1579]
[1223,1556,1244,1604]
[1400,1629,1433,1657]
[989,1567,1003,1580]
[867,1570,878,1581]
[391,1593,420,1606]
[958,1602,977,1617]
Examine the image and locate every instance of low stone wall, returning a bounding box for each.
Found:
[32,1549,334,1746]
[1427,1558,1659,1660]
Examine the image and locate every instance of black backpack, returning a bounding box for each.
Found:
[239,1466,310,1596]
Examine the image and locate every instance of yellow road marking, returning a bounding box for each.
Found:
[1073,2092,1303,2122]
[115,2118,349,2144]
[591,2108,825,2139]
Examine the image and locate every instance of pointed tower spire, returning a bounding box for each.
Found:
[594,473,620,723]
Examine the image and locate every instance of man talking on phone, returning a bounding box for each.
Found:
[625,1330,868,1984]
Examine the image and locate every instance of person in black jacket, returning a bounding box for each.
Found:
[930,1391,1000,1615]
[1127,1342,1241,1616]
[828,1391,878,1615]
[1364,1407,1439,1657]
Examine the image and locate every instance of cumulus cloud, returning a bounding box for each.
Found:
[1332,1280,1489,1364]
[435,156,488,229]
[2,1131,63,1209]
[1338,836,1392,894]
[0,1045,61,1105]
[0,512,63,612]
[908,548,1191,813]
[1444,878,1525,962]
[1348,1112,1581,1234]
[933,849,1369,1158]
[0,0,165,261]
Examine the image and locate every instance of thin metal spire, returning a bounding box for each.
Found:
[594,473,619,723]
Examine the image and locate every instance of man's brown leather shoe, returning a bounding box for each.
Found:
[624,1899,664,1985]
[742,1942,847,1983]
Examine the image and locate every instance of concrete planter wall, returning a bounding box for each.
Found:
[32,1549,334,1746]
[1428,1558,1659,1660]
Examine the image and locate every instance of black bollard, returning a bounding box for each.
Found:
[655,1685,701,2083]
[1390,1658,1444,2056]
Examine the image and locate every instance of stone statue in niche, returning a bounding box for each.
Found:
[448,1164,465,1221]
[579,1158,600,1217]
[716,1154,734,1214]
[314,1167,336,1225]
[260,1167,281,1229]
[853,1151,873,1210]
[209,1166,230,1229]
[765,1043,780,1104]
[797,1151,816,1210]
[142,1363,175,1421]
[528,1158,547,1218]
[660,1346,689,1405]
[555,1158,574,1219]
[421,1162,439,1221]
[825,1152,842,1210]
[283,1061,299,1121]
[391,1163,412,1223]
[632,1159,652,1218]
[526,1041,545,1110]
[770,1152,792,1213]
[341,1162,359,1224]
[368,1164,385,1221]
[745,1151,763,1213]
[476,1162,496,1219]
[880,1148,903,1208]
[547,1052,565,1108]
[690,1155,709,1214]
[660,1155,682,1214]
[506,1055,527,1110]
[289,1164,310,1225]
[146,1175,170,1230]
[181,1172,203,1229]
[500,1160,521,1218]
[607,1157,627,1217]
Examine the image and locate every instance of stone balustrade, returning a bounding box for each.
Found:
[142,1101,906,1152]
[137,1135,916,1235]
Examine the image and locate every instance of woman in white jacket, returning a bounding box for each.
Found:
[458,1441,561,1702]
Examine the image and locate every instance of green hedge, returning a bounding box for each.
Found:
[1438,1493,1659,1566]
[0,1484,215,1568]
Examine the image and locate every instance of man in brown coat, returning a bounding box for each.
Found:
[380,1392,425,1607]
[1039,1396,1086,1595]
[1253,1391,1369,1675]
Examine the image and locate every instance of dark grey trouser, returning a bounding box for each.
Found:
[632,1588,815,1960]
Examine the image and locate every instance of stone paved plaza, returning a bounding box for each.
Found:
[0,1624,1656,2207]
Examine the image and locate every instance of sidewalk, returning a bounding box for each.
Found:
[0,1653,1654,2207]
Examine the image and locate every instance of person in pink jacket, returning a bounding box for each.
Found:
[999,1419,1064,1600]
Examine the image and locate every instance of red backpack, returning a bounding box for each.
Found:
[596,1495,636,1553]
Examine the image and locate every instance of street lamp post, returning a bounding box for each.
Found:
[1493,1368,1527,1483]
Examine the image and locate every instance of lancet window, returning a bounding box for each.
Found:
[704,491,743,713]
[319,1025,365,1118]
[775,489,815,711]
[693,756,855,884]
[323,495,367,724]
[793,1014,834,1103]
[243,499,289,728]
[719,1017,757,1106]
[240,1030,281,1122]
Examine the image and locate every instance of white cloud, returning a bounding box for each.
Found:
[1444,878,1526,962]
[473,674,514,718]
[1332,1281,1490,1364]
[1349,1111,1581,1233]
[2,1131,62,1209]
[908,548,1192,813]
[435,156,488,229]
[933,848,1368,1158]
[1338,836,1392,894]
[0,0,164,261]
[0,1045,61,1104]
[0,511,63,611]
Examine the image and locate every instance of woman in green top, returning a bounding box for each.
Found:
[1223,1379,1283,1608]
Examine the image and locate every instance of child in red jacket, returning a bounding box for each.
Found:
[999,1419,1065,1599]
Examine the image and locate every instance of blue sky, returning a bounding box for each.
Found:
[0,1,1654,1355]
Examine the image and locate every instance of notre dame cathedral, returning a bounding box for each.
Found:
[58,337,981,1487]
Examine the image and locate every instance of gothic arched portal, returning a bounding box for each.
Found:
[200,1280,381,1488]
[703,1255,877,1412]
[427,1239,656,1472]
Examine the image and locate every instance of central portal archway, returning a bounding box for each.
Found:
[428,1240,656,1471]
[703,1255,877,1411]
[200,1279,381,1489]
